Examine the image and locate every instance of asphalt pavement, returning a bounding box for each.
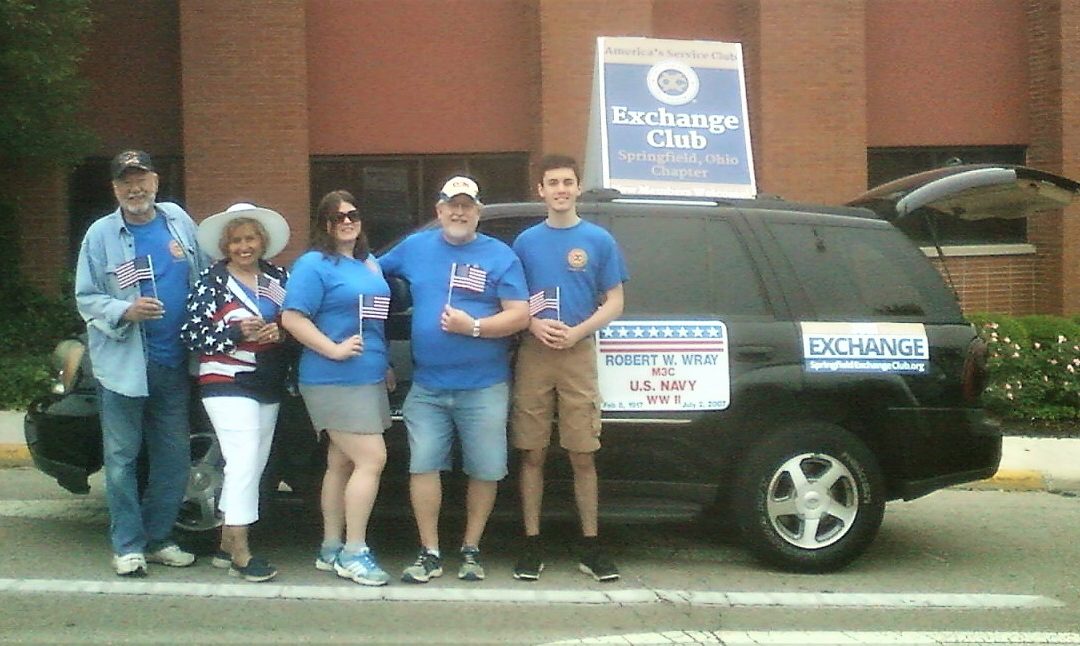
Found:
[3,409,1079,493]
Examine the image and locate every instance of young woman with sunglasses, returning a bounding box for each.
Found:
[280,190,394,586]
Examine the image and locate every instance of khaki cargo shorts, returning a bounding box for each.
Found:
[511,334,601,453]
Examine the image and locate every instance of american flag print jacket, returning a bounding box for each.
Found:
[180,259,292,402]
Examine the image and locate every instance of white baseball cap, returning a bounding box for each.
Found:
[439,176,481,203]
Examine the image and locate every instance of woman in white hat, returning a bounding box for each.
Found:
[180,202,291,582]
[280,190,393,586]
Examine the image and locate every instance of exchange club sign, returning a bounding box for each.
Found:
[586,37,756,199]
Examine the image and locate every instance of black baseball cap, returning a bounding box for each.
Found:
[110,150,155,180]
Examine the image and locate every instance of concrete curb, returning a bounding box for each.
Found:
[962,469,1046,492]
[0,444,31,467]
[0,411,28,467]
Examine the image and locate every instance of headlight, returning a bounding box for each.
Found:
[51,339,86,394]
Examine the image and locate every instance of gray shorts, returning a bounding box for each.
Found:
[299,383,391,435]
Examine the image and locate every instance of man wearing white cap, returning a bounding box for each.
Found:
[379,175,530,583]
[75,150,210,576]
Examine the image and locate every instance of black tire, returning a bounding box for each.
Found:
[733,423,885,573]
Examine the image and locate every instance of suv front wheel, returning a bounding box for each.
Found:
[174,432,225,534]
[734,423,885,573]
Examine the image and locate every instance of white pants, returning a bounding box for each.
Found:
[201,397,279,526]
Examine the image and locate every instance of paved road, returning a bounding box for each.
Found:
[1,466,1079,644]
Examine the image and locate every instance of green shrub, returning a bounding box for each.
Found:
[1017,314,1080,347]
[0,267,81,357]
[0,355,52,410]
[972,312,1080,421]
[0,201,79,408]
[969,312,1028,347]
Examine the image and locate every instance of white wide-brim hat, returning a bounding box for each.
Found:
[198,202,291,260]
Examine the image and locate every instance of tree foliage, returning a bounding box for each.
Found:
[0,0,96,165]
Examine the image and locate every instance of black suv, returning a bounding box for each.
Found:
[24,164,1080,573]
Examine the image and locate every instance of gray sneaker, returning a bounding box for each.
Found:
[146,543,195,567]
[458,546,485,581]
[401,549,443,584]
[112,552,147,577]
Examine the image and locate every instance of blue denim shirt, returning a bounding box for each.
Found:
[75,202,209,397]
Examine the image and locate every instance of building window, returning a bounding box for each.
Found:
[311,153,530,251]
[867,146,1027,245]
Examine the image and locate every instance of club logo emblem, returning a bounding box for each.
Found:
[567,248,588,270]
[647,60,700,106]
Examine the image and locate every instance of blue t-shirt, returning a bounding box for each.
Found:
[283,251,390,385]
[129,214,190,367]
[379,228,528,389]
[512,219,629,327]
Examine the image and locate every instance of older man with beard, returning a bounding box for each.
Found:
[75,150,209,576]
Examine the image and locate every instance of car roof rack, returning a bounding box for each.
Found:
[578,187,878,219]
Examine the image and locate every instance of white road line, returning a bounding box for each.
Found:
[0,579,1063,608]
[542,631,1080,645]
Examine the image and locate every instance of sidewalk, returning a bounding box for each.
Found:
[2,410,1079,493]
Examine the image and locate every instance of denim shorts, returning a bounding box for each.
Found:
[402,381,509,481]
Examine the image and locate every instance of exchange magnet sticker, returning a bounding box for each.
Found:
[800,321,929,374]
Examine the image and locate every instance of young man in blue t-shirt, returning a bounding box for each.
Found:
[510,155,629,581]
[379,176,529,583]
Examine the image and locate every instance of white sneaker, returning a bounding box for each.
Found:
[113,552,147,577]
[146,543,196,567]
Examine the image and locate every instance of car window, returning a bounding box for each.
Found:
[766,220,962,322]
[479,215,544,245]
[608,210,769,316]
[707,218,771,316]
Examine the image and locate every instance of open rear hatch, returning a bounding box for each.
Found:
[847,164,1080,294]
[848,164,1080,222]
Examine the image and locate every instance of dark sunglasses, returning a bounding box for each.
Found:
[330,210,360,224]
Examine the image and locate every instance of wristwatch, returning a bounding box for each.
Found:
[471,318,481,338]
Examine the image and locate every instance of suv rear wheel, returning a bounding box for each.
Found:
[734,423,885,573]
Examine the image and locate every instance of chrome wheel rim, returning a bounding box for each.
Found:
[175,432,224,532]
[765,452,859,550]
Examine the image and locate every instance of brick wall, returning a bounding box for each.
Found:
[1024,1,1080,316]
[2,162,69,295]
[929,255,1041,316]
[747,0,867,203]
[537,0,654,167]
[178,1,310,264]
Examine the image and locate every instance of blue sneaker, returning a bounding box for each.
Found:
[315,545,341,572]
[335,548,390,586]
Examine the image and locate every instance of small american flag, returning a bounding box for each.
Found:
[359,294,391,321]
[449,262,487,293]
[528,287,560,317]
[257,275,286,306]
[115,256,153,289]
